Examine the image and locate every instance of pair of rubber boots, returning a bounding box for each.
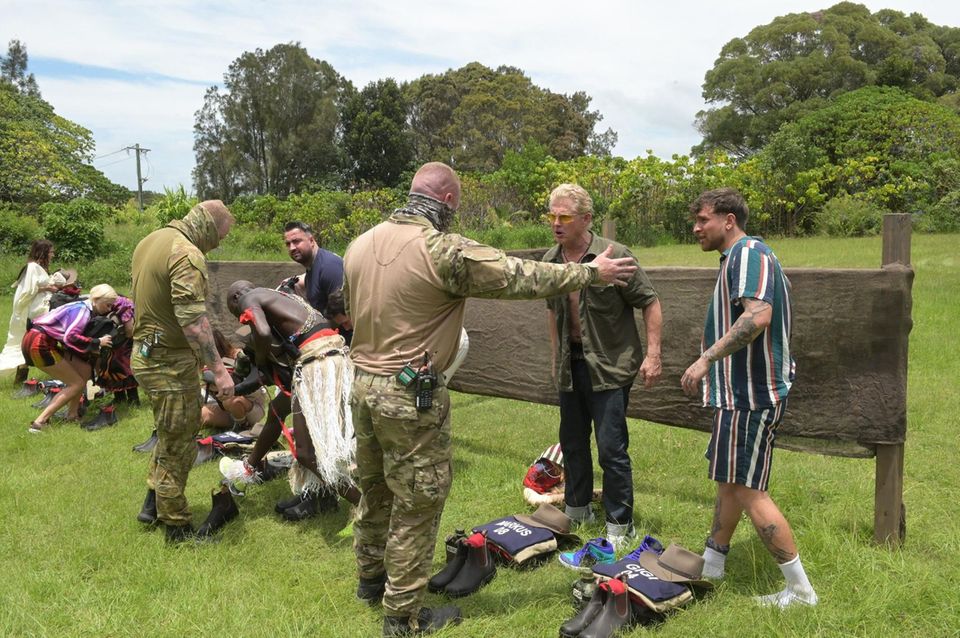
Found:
[559,575,632,638]
[137,486,238,542]
[427,531,496,598]
[275,489,338,521]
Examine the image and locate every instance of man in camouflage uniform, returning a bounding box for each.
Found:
[343,162,639,636]
[131,200,236,543]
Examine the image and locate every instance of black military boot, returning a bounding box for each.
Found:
[428,538,468,593]
[137,489,157,525]
[356,573,387,606]
[443,532,496,598]
[578,575,632,638]
[281,489,338,521]
[382,606,463,637]
[83,405,118,431]
[559,580,607,637]
[132,430,158,453]
[164,523,196,545]
[196,486,239,537]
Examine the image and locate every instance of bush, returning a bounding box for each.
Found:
[40,198,113,261]
[155,186,198,227]
[815,195,885,237]
[915,190,960,233]
[0,203,40,255]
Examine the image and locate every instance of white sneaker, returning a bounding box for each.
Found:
[755,587,818,608]
[606,523,637,552]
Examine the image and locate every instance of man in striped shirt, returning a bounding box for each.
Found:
[681,188,817,608]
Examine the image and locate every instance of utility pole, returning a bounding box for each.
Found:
[124,144,150,214]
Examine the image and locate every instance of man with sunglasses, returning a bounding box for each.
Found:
[542,183,663,550]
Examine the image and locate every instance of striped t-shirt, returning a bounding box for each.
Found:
[702,236,794,410]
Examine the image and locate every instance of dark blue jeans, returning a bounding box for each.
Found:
[559,358,633,525]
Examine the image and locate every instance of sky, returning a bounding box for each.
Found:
[3,0,959,194]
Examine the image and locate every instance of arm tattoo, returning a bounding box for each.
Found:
[702,304,766,363]
[710,496,723,536]
[183,315,224,371]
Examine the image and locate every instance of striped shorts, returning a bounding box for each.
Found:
[705,402,786,491]
[21,328,64,368]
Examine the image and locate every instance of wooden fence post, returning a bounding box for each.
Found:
[875,213,910,546]
[602,218,616,241]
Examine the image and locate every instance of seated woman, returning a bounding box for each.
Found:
[1,239,62,379]
[200,329,268,434]
[22,284,118,432]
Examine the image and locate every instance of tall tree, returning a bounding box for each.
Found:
[403,63,615,172]
[192,43,351,199]
[1,40,40,97]
[695,2,960,157]
[340,79,413,187]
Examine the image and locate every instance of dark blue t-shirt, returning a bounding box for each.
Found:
[304,248,344,313]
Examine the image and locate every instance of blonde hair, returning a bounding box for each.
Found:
[89,283,118,303]
[549,183,594,216]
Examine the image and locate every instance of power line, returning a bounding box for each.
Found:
[93,147,130,161]
[97,156,133,169]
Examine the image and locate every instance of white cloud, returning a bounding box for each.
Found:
[2,0,959,190]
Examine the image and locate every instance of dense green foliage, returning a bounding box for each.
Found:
[38,198,113,261]
[0,41,130,209]
[341,79,414,187]
[192,43,351,201]
[696,2,960,156]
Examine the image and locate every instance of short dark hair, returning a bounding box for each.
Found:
[690,188,750,230]
[325,288,346,318]
[284,220,313,236]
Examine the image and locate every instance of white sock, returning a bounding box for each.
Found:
[702,547,726,579]
[756,555,818,607]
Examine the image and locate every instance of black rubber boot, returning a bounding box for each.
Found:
[282,489,338,521]
[196,486,239,537]
[132,430,158,453]
[428,538,468,593]
[578,575,632,638]
[193,441,218,466]
[14,377,39,398]
[559,581,607,637]
[137,489,157,525]
[275,491,307,513]
[164,523,195,545]
[382,606,463,636]
[83,405,118,430]
[13,364,29,386]
[32,386,60,409]
[357,573,387,606]
[443,532,496,598]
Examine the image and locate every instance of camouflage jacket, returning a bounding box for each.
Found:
[343,213,601,375]
[131,203,221,350]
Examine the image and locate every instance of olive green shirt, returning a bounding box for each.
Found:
[544,233,659,392]
[131,204,221,350]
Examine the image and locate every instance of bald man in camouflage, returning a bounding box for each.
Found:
[343,162,639,636]
[131,200,236,544]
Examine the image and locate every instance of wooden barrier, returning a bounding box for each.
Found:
[205,214,911,546]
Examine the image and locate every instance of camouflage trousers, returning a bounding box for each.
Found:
[132,345,202,526]
[352,370,453,619]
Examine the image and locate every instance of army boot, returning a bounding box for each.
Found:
[382,606,463,636]
[196,486,239,537]
[164,523,196,545]
[443,532,496,598]
[137,489,157,525]
[356,573,387,606]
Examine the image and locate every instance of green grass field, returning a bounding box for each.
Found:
[0,233,957,637]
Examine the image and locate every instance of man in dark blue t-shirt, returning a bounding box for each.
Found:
[283,221,344,315]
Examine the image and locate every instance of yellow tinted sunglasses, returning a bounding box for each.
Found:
[541,212,581,225]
